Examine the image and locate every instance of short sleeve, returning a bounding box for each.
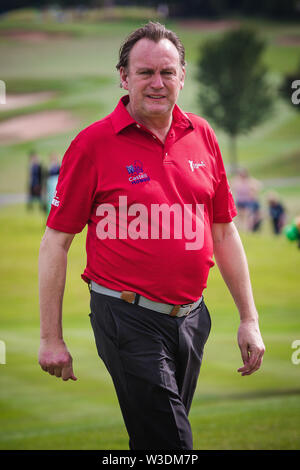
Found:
[46,140,98,233]
[209,130,237,223]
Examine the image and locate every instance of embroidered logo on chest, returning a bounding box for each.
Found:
[126,160,150,185]
[188,160,206,172]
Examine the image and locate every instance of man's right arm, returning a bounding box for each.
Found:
[38,226,77,381]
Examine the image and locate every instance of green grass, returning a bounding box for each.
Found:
[0,205,299,449]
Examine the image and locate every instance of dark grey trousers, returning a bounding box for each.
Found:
[89,291,211,450]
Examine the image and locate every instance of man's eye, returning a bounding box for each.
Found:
[162,71,174,76]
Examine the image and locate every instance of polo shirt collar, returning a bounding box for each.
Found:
[110,95,194,134]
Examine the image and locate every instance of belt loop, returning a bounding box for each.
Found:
[134,294,140,305]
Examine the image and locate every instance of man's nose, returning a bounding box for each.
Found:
[150,72,164,89]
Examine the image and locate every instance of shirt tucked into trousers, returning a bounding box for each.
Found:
[89,291,211,450]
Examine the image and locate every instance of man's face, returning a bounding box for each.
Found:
[120,38,185,123]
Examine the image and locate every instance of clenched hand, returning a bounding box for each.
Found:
[237,320,265,376]
[39,338,77,381]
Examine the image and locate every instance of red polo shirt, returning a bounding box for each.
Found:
[47,95,237,304]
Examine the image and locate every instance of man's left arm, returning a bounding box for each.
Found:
[212,221,265,376]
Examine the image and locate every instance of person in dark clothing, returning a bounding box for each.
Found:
[267,191,286,235]
[27,151,43,210]
[48,153,61,177]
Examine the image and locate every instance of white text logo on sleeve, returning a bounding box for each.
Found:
[52,190,60,207]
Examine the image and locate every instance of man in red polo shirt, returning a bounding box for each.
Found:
[38,22,265,450]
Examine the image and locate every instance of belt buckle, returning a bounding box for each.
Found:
[170,302,194,317]
[183,302,194,315]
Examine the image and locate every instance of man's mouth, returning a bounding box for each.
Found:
[147,95,166,100]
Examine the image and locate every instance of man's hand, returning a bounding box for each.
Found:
[39,338,77,381]
[237,320,265,376]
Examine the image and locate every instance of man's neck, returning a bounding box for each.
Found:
[126,103,173,144]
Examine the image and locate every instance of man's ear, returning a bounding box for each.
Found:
[119,67,129,90]
[180,66,186,90]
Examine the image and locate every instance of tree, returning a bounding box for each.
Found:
[197,28,274,173]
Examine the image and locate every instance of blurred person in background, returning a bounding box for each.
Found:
[232,167,263,232]
[267,191,286,235]
[38,22,265,450]
[45,153,61,214]
[248,175,263,232]
[27,150,43,211]
[48,152,61,177]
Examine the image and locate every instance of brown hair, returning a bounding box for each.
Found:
[116,21,186,71]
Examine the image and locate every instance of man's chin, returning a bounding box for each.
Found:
[143,104,171,117]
